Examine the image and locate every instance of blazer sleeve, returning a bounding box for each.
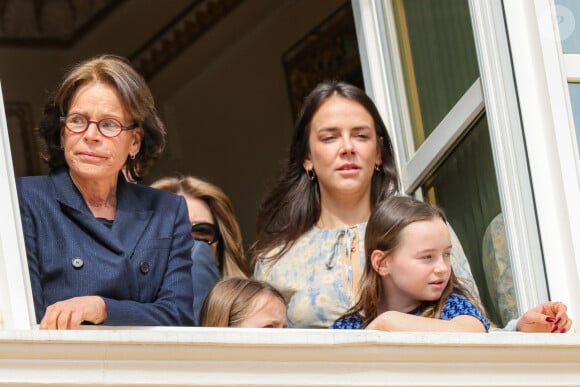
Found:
[190,240,220,324]
[102,196,195,326]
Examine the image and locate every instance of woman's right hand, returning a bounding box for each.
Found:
[516,301,572,333]
[39,296,107,329]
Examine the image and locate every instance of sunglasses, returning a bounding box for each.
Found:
[191,222,220,245]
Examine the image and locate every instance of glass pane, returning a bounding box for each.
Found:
[555,0,580,53]
[392,0,479,148]
[568,83,580,150]
[421,114,517,327]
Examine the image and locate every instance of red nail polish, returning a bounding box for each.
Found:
[551,325,559,333]
[560,328,567,333]
[546,317,556,323]
[555,317,562,324]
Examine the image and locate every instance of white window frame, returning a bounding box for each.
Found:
[0,82,36,329]
[501,0,580,319]
[351,0,553,315]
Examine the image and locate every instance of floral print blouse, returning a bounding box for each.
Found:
[254,223,478,328]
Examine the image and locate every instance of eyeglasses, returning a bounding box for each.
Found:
[61,113,139,138]
[191,222,220,245]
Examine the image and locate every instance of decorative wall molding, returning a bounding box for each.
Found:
[282,2,362,119]
[1,329,579,386]
[130,0,244,81]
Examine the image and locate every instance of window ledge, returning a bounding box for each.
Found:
[1,328,579,386]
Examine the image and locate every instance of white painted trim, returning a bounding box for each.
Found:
[404,80,484,192]
[503,0,580,319]
[564,54,580,81]
[351,0,404,189]
[468,0,548,313]
[1,328,580,386]
[0,83,35,329]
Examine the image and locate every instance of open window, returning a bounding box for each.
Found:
[351,0,580,325]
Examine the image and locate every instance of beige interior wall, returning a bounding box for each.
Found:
[0,0,347,254]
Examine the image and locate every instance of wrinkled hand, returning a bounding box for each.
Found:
[517,301,572,333]
[40,296,107,330]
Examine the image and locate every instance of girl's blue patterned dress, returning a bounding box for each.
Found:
[329,292,490,331]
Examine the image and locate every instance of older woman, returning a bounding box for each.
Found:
[16,54,194,329]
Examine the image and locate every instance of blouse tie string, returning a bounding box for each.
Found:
[326,225,356,270]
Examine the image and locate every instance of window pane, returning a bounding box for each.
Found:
[393,0,479,148]
[568,83,580,149]
[421,114,516,327]
[555,0,580,53]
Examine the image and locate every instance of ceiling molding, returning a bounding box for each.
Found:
[130,0,244,81]
[0,0,122,48]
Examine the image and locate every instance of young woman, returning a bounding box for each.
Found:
[330,196,489,332]
[252,81,475,328]
[252,80,572,333]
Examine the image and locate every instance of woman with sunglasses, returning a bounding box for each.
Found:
[16,55,195,329]
[151,176,250,322]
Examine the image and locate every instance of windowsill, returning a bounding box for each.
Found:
[1,328,579,386]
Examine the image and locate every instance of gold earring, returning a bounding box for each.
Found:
[130,153,136,160]
[306,169,316,181]
[374,164,381,172]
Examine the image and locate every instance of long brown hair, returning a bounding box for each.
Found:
[352,196,486,327]
[251,81,399,266]
[151,176,250,278]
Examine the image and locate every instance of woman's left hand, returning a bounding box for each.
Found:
[39,296,107,329]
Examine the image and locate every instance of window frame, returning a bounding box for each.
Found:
[501,0,580,317]
[351,0,553,316]
[0,82,36,329]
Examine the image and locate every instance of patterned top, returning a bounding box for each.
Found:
[329,292,490,331]
[254,223,478,328]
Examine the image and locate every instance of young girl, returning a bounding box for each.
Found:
[330,196,490,332]
[200,278,288,328]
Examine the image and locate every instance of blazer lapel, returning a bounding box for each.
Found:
[112,177,153,259]
[51,169,152,256]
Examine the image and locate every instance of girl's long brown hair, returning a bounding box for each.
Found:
[349,196,487,327]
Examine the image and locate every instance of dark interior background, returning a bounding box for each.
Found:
[0,0,363,253]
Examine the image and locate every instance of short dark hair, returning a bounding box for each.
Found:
[38,54,165,181]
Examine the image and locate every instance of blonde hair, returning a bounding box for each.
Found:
[151,176,250,278]
[199,278,286,327]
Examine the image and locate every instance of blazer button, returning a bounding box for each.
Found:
[72,258,84,269]
[139,261,150,273]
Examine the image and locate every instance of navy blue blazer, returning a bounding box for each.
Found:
[16,168,195,326]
